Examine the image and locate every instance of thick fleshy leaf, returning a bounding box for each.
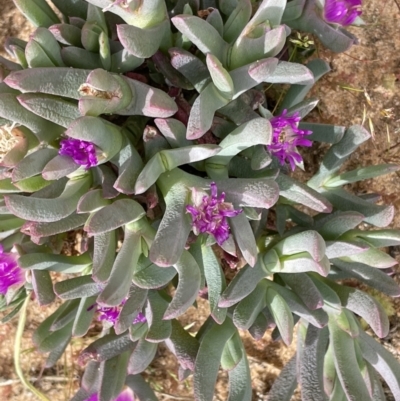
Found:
[201,244,227,323]
[221,331,243,371]
[97,229,141,306]
[328,318,372,401]
[42,155,80,180]
[269,252,330,276]
[115,286,148,335]
[327,281,389,338]
[99,352,131,401]
[0,93,64,142]
[206,53,234,97]
[27,213,88,238]
[135,145,220,194]
[358,330,400,400]
[5,174,91,222]
[186,82,230,140]
[277,174,332,213]
[316,211,365,240]
[300,123,345,144]
[233,280,269,330]
[85,199,145,235]
[117,20,169,58]
[265,286,294,345]
[92,231,116,283]
[194,318,236,401]
[229,57,278,99]
[117,75,178,118]
[308,125,371,189]
[77,189,110,214]
[223,0,252,43]
[150,180,192,267]
[145,291,172,343]
[322,188,394,228]
[267,356,297,401]
[274,230,326,262]
[264,61,314,85]
[49,23,82,46]
[17,93,80,128]
[72,296,97,337]
[332,259,400,297]
[80,332,136,363]
[127,339,157,375]
[32,301,73,346]
[230,26,286,69]
[165,320,199,372]
[163,251,201,319]
[344,229,400,248]
[269,281,328,328]
[325,164,400,188]
[12,148,58,182]
[206,117,272,172]
[61,47,101,69]
[279,59,330,111]
[54,275,101,300]
[169,47,211,92]
[45,336,70,368]
[216,177,279,210]
[229,212,258,267]
[4,68,90,99]
[247,0,286,27]
[325,241,368,258]
[219,258,270,308]
[50,0,88,19]
[31,270,56,306]
[125,375,158,401]
[132,257,177,290]
[18,253,92,273]
[13,0,60,27]
[171,15,229,64]
[281,273,323,310]
[300,326,329,401]
[38,322,73,353]
[111,49,144,74]
[25,27,65,68]
[227,347,252,401]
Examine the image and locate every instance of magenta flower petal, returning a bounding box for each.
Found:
[59,138,98,169]
[266,110,313,171]
[186,183,242,246]
[90,301,147,326]
[96,305,120,324]
[0,244,24,295]
[324,0,362,25]
[133,312,146,324]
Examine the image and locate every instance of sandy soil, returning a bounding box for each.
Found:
[0,1,399,401]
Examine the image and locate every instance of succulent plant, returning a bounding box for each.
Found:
[1,1,399,401]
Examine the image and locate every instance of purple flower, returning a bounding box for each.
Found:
[324,0,362,26]
[133,312,147,324]
[267,110,312,171]
[0,244,24,295]
[85,387,135,401]
[89,301,146,326]
[59,138,98,169]
[96,305,120,325]
[186,183,242,246]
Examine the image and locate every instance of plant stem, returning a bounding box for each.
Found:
[14,293,51,401]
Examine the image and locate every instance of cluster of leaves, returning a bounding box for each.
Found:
[0,0,399,401]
